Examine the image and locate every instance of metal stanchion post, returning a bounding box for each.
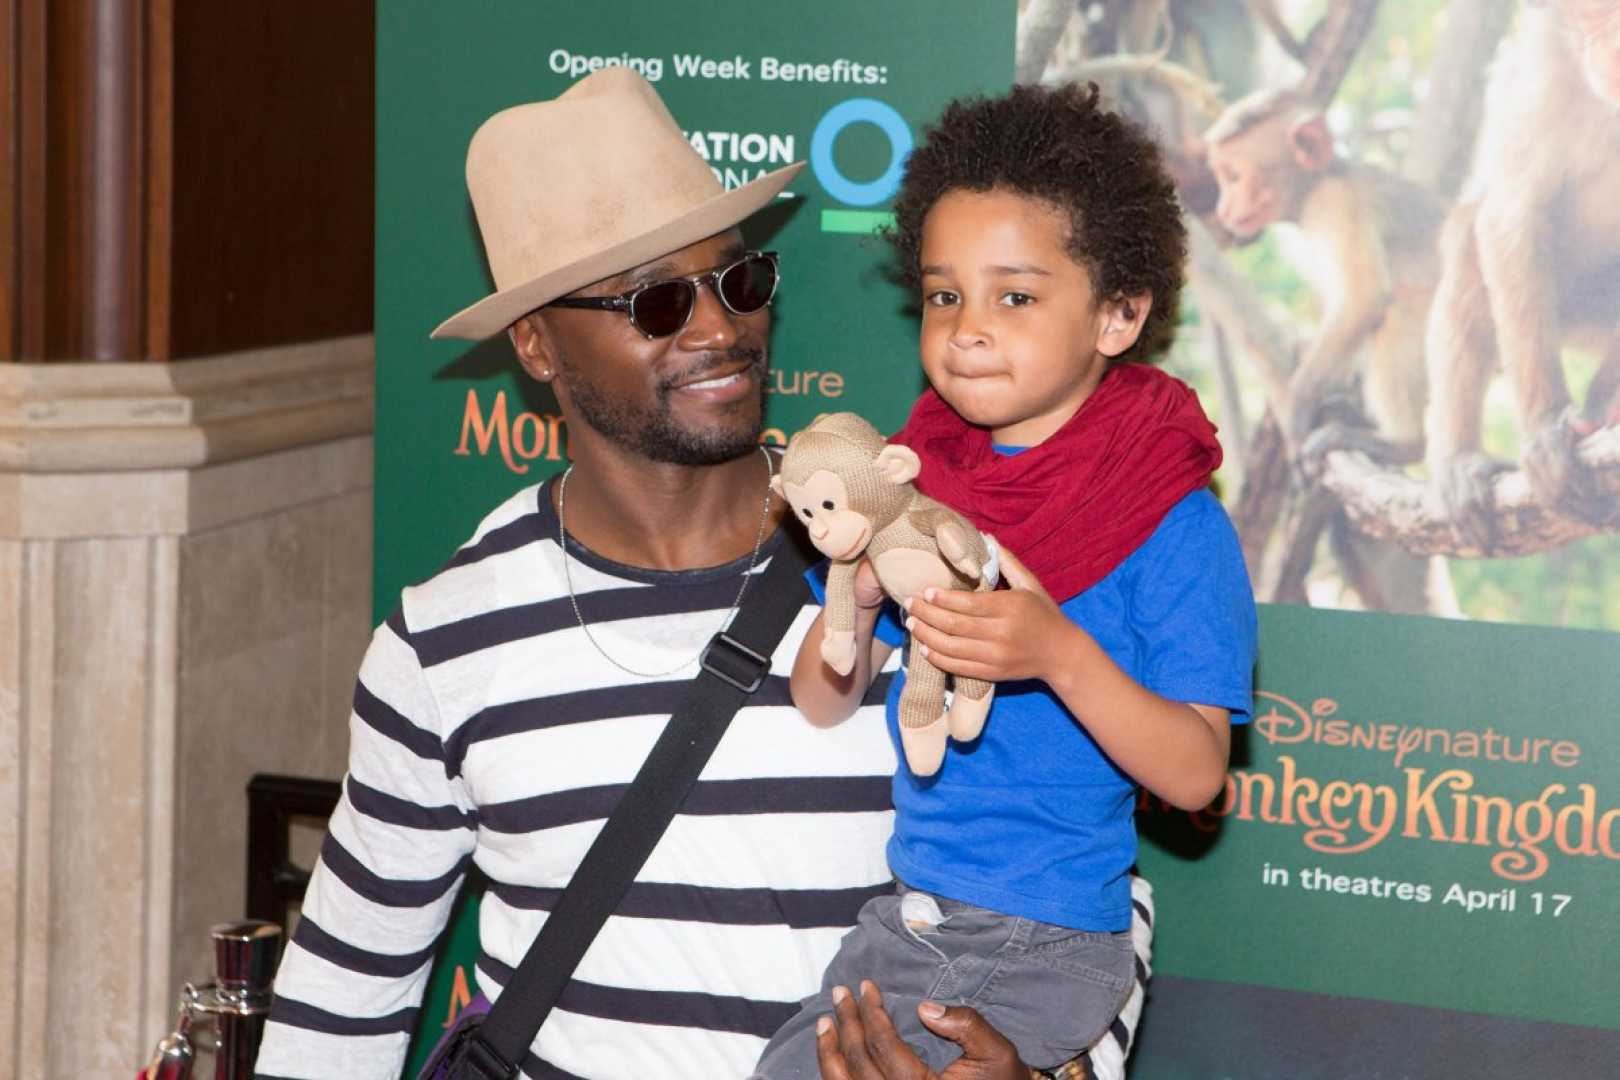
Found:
[208,921,282,1079]
[139,921,282,1080]
[142,989,197,1080]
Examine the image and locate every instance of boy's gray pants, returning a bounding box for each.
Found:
[753,883,1134,1077]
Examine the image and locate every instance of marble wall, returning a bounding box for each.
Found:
[0,337,374,1077]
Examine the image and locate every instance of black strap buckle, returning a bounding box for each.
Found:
[700,632,771,694]
[450,1031,518,1079]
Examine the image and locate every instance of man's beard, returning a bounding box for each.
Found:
[561,345,769,466]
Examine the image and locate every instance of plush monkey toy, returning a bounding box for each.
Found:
[772,413,997,775]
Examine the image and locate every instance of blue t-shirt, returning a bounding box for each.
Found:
[856,485,1256,931]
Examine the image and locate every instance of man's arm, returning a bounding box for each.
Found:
[253,614,476,1080]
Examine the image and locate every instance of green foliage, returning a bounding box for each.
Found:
[1334,0,1451,164]
[1227,234,1315,318]
[1448,537,1620,630]
[1266,0,1454,167]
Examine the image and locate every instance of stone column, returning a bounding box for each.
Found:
[0,336,374,1078]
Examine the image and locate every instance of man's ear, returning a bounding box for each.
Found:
[873,444,922,485]
[508,313,558,383]
[1098,292,1153,359]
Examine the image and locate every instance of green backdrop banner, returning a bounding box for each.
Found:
[1135,607,1620,1057]
[374,3,1619,1077]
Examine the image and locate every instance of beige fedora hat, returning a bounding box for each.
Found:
[431,68,804,339]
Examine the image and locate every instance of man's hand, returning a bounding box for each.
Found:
[814,981,1026,1080]
[903,546,1079,686]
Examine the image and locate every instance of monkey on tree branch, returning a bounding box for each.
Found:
[1421,0,1620,551]
[1069,1,1619,569]
[1205,89,1441,465]
[1199,0,1620,572]
[1202,86,1447,611]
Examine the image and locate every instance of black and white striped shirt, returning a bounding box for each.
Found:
[254,479,900,1079]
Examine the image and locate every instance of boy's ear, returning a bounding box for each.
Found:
[1097,292,1153,359]
[873,444,922,485]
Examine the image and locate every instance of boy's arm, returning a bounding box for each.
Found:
[904,545,1233,810]
[790,559,895,728]
[1042,638,1230,810]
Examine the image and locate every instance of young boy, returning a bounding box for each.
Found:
[753,83,1257,1077]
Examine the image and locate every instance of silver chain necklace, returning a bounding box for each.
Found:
[556,445,775,678]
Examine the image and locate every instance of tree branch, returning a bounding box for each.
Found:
[1299,0,1382,108]
[1401,2,1515,199]
[1244,0,1306,61]
[1319,427,1620,557]
[1265,485,1336,604]
[1234,412,1291,581]
[1016,0,1080,84]
[1184,217,1297,419]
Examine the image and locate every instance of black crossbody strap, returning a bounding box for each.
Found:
[457,536,813,1078]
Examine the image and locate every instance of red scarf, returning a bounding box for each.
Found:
[891,363,1223,602]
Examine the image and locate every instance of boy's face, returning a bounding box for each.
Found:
[917,188,1147,447]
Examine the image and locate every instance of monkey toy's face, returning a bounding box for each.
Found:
[780,470,874,561]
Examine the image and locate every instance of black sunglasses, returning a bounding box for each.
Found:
[548,251,780,339]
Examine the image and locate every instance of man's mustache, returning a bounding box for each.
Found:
[660,346,767,391]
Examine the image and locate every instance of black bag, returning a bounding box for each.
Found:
[417,538,811,1079]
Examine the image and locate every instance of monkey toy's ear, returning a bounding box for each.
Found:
[769,474,785,498]
[1288,114,1334,172]
[873,444,922,485]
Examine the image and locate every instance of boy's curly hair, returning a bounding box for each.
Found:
[887,82,1187,364]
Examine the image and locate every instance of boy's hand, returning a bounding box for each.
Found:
[904,546,1078,685]
[815,981,1026,1080]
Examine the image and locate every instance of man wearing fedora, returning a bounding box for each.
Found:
[253,69,1139,1080]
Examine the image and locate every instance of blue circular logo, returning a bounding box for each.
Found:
[810,98,913,208]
